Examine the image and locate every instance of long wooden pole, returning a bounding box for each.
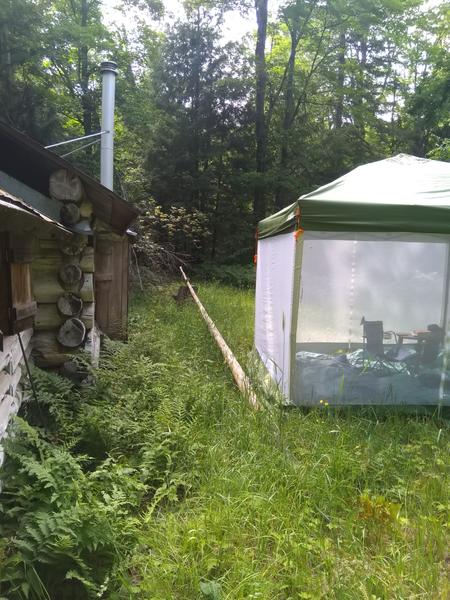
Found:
[180,267,260,410]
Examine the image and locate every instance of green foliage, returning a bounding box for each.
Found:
[1,0,448,264]
[1,283,449,598]
[134,203,211,268]
[0,417,140,598]
[194,262,256,287]
[123,284,450,599]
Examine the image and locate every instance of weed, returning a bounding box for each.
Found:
[0,282,448,599]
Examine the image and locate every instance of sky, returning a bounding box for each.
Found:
[101,0,283,43]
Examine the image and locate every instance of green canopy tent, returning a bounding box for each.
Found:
[255,154,450,406]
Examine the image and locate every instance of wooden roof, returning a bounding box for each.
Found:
[0,186,71,233]
[0,122,138,234]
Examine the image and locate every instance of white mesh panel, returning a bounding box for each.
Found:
[255,232,296,396]
[298,234,448,344]
[294,232,450,406]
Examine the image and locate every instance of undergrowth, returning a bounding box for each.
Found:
[193,262,255,288]
[0,282,449,599]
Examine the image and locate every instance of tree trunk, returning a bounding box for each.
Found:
[354,36,367,134]
[191,7,202,210]
[0,19,12,121]
[80,0,92,139]
[334,32,346,129]
[254,0,269,225]
[275,28,298,211]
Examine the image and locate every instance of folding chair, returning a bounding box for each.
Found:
[420,324,445,366]
[360,317,405,373]
[361,318,385,369]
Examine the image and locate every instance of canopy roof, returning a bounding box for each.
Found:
[258,154,450,239]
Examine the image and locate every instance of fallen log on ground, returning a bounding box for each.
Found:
[180,267,260,411]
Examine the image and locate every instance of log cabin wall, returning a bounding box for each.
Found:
[94,222,129,341]
[32,227,96,369]
[0,218,35,464]
[0,124,137,454]
[0,329,32,465]
[30,171,100,370]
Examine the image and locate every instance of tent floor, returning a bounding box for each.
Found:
[293,350,449,406]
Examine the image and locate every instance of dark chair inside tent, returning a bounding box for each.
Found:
[361,318,384,357]
[420,324,445,365]
[361,317,404,370]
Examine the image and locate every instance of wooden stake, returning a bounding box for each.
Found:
[180,267,260,411]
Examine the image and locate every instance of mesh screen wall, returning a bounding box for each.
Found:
[294,232,450,406]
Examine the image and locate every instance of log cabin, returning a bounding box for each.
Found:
[0,122,138,455]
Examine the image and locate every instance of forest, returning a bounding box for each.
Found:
[1,2,450,598]
[1,0,449,265]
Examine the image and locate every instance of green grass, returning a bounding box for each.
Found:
[1,282,448,599]
[122,283,449,599]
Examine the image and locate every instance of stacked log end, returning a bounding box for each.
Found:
[32,170,96,370]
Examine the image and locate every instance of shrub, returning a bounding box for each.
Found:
[193,262,255,288]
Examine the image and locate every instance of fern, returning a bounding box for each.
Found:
[0,294,208,598]
[0,418,133,598]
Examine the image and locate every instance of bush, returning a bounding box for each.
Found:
[193,262,255,288]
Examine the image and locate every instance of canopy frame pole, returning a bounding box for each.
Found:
[438,241,450,406]
[180,267,260,410]
[441,242,450,333]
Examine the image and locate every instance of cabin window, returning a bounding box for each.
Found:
[0,232,37,345]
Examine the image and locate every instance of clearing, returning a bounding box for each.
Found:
[1,283,448,599]
[125,283,449,598]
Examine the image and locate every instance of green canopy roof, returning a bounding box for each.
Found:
[258,154,450,239]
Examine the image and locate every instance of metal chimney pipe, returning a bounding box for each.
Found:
[100,60,117,190]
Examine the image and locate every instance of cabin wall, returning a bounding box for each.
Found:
[31,219,98,370]
[94,222,129,341]
[0,329,32,464]
[0,213,35,460]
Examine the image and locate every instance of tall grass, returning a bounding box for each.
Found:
[1,282,448,598]
[124,283,449,599]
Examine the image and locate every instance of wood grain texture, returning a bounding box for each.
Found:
[49,169,84,203]
[33,331,73,367]
[33,272,93,303]
[94,236,129,340]
[0,329,32,439]
[60,202,81,226]
[58,263,83,288]
[0,233,10,335]
[36,302,93,330]
[57,294,83,317]
[57,317,86,348]
[32,245,94,274]
[0,394,20,438]
[85,324,100,367]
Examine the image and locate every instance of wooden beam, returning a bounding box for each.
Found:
[180,267,259,410]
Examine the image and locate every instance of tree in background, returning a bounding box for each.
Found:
[0,0,58,139]
[0,0,448,263]
[253,0,269,224]
[145,5,254,259]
